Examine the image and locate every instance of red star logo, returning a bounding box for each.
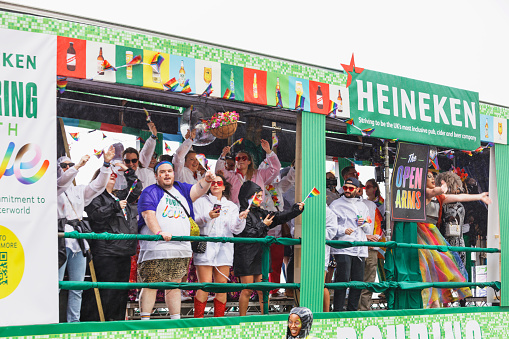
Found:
[341,54,364,88]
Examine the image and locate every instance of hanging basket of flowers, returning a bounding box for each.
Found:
[202,111,239,139]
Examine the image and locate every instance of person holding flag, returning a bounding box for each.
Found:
[233,181,304,316]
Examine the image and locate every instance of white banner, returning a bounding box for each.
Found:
[0,28,57,326]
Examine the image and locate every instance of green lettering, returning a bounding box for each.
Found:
[11,81,23,117]
[3,80,9,116]
[3,53,13,67]
[0,81,2,116]
[16,54,23,69]
[27,55,36,70]
[26,83,37,118]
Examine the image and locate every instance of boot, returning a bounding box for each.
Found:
[194,298,207,318]
[213,298,227,317]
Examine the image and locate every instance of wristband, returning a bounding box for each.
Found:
[205,178,213,183]
[151,134,157,139]
[157,231,162,235]
[219,156,225,161]
[103,162,111,168]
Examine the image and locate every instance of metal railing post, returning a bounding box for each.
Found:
[261,241,271,315]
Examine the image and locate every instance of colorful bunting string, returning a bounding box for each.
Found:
[101,60,117,72]
[201,83,213,97]
[345,118,354,125]
[163,78,179,92]
[361,128,375,137]
[126,55,142,66]
[69,132,80,141]
[57,76,68,94]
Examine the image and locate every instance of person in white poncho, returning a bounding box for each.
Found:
[192,174,243,318]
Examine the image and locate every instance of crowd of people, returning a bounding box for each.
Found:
[57,120,491,322]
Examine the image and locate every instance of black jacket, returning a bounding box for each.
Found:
[85,169,142,257]
[233,181,303,276]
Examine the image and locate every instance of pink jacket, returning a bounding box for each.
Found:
[215,152,281,205]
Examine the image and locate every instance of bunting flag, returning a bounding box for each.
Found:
[461,150,473,156]
[444,150,455,160]
[126,55,142,66]
[272,134,279,149]
[474,146,484,153]
[429,151,439,170]
[265,184,280,207]
[230,138,243,148]
[345,118,354,125]
[223,88,234,99]
[201,83,213,97]
[361,128,375,137]
[164,142,171,153]
[181,79,192,93]
[136,136,146,144]
[102,60,117,72]
[329,100,338,114]
[163,78,179,92]
[69,132,80,141]
[57,76,68,94]
[487,142,494,148]
[150,53,164,71]
[295,93,305,110]
[143,108,151,122]
[102,133,107,140]
[276,89,283,108]
[93,149,103,158]
[327,109,337,119]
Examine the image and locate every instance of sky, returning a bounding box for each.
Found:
[6,0,509,107]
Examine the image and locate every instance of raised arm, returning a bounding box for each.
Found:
[443,192,492,205]
[138,122,158,168]
[277,166,295,194]
[190,170,215,202]
[173,130,195,181]
[83,146,114,205]
[57,155,90,195]
[216,146,235,180]
[258,139,281,185]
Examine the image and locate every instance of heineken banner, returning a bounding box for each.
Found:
[390,142,429,222]
[345,61,480,150]
[0,29,58,325]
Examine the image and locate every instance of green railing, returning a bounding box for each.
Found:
[60,231,501,314]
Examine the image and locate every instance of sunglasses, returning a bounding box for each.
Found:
[124,158,139,164]
[342,185,356,192]
[235,155,249,162]
[60,162,75,169]
[211,181,224,186]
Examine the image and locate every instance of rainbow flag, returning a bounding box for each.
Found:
[102,133,107,140]
[328,110,337,119]
[143,108,151,122]
[272,134,279,148]
[345,118,354,125]
[223,88,235,99]
[164,142,171,153]
[150,53,164,70]
[295,93,305,110]
[487,142,494,148]
[201,83,213,97]
[461,150,473,156]
[128,179,138,194]
[444,150,454,160]
[93,149,103,158]
[307,187,320,198]
[474,146,484,153]
[181,79,191,93]
[231,138,243,148]
[329,100,338,114]
[163,78,179,91]
[248,193,263,207]
[136,136,146,144]
[429,152,439,170]
[127,55,142,66]
[276,89,283,108]
[373,208,384,237]
[69,132,80,141]
[102,60,117,71]
[57,76,67,94]
[361,128,375,137]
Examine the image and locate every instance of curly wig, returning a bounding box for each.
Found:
[435,171,463,194]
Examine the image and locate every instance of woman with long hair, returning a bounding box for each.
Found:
[419,170,492,308]
[216,139,281,204]
[192,174,242,317]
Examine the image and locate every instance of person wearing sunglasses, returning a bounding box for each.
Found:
[328,177,371,312]
[56,146,115,322]
[122,121,158,190]
[337,166,359,194]
[191,174,243,318]
[173,129,206,184]
[216,139,281,205]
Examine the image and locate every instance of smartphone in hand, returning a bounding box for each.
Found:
[213,204,222,212]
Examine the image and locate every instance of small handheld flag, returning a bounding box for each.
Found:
[125,179,138,200]
[230,138,243,148]
[247,193,263,209]
[143,108,151,122]
[302,187,320,203]
[163,78,179,91]
[272,134,279,149]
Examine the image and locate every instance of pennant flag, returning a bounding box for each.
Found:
[163,78,179,92]
[181,79,192,93]
[102,133,107,140]
[69,132,80,141]
[143,108,151,122]
[361,128,375,137]
[272,134,279,149]
[345,118,354,125]
[327,110,337,119]
[57,76,68,94]
[136,136,146,144]
[127,55,142,66]
[295,93,305,110]
[93,149,103,158]
[223,88,235,99]
[230,138,243,148]
[474,146,484,153]
[329,100,338,114]
[307,187,320,198]
[461,150,473,156]
[429,151,439,170]
[201,83,213,97]
[164,142,171,153]
[487,142,494,148]
[276,89,283,108]
[150,53,164,71]
[102,60,117,72]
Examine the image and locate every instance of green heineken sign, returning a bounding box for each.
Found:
[343,57,480,150]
